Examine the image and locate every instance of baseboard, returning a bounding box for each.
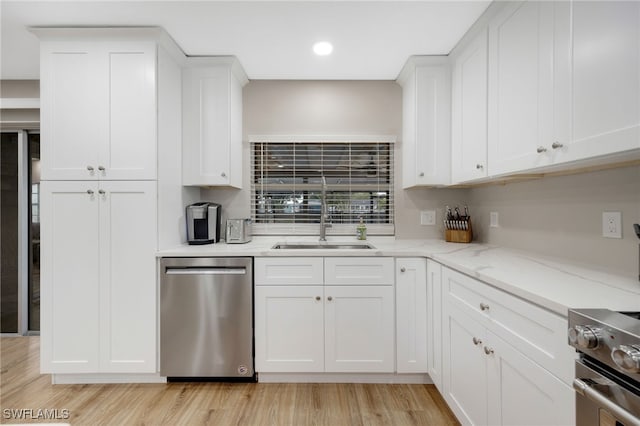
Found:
[257,372,433,384]
[51,373,167,384]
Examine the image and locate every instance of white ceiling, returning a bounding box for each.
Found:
[0,0,491,80]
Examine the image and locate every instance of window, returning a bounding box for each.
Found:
[251,138,394,235]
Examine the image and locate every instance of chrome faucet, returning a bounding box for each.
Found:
[319,176,332,241]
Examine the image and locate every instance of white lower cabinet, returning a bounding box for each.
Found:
[255,257,394,374]
[325,285,394,372]
[426,259,443,390]
[40,180,157,374]
[254,285,325,372]
[441,266,574,426]
[395,258,428,373]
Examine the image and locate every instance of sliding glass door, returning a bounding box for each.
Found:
[0,130,40,334]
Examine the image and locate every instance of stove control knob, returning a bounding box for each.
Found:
[611,345,640,373]
[568,325,602,349]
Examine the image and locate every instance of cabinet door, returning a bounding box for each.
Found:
[486,331,574,426]
[40,181,101,373]
[442,304,488,426]
[396,258,427,373]
[451,28,489,183]
[182,65,242,187]
[325,286,394,372]
[40,43,106,180]
[102,43,157,180]
[99,181,157,372]
[558,1,640,162]
[426,260,443,391]
[400,60,451,188]
[255,286,325,372]
[488,1,555,176]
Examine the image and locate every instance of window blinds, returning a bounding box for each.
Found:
[250,141,394,236]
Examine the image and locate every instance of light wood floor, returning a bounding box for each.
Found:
[1,337,459,425]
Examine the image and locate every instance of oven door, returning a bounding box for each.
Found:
[575,359,640,426]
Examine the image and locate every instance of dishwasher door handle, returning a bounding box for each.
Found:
[165,268,247,275]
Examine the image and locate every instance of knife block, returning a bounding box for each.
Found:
[445,220,472,243]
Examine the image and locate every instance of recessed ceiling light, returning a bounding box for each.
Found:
[313,41,333,56]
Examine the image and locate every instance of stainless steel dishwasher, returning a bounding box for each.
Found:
[160,257,254,379]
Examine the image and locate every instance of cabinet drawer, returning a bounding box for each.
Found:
[255,257,323,285]
[442,267,574,384]
[324,257,394,285]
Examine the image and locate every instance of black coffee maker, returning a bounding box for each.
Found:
[186,202,221,245]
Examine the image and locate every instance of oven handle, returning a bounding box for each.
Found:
[573,378,640,426]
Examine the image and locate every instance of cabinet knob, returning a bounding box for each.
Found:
[327,296,333,301]
[536,146,547,153]
[400,267,406,273]
[476,164,483,170]
[551,141,564,149]
[98,189,106,195]
[418,172,424,177]
[484,346,494,355]
[315,296,321,301]
[86,189,94,195]
[221,172,227,178]
[479,302,490,311]
[472,337,482,346]
[98,165,105,171]
[87,165,94,171]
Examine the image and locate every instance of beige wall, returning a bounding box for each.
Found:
[203,80,640,278]
[202,79,452,238]
[467,165,640,277]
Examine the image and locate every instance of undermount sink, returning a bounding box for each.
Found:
[271,242,376,250]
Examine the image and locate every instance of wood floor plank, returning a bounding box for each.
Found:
[1,337,460,425]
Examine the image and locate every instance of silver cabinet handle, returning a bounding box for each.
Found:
[327,296,333,301]
[400,267,406,273]
[484,346,494,355]
[221,172,227,178]
[87,165,94,171]
[418,172,424,177]
[315,296,321,301]
[472,337,482,346]
[476,164,483,169]
[98,189,105,195]
[86,189,94,195]
[573,378,640,426]
[536,146,547,153]
[480,302,490,311]
[98,165,105,171]
[551,141,564,149]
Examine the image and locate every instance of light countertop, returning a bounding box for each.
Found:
[158,236,640,316]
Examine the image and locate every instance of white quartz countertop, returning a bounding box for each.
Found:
[157,236,640,316]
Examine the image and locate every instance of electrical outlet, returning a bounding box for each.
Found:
[603,211,622,238]
[420,210,436,226]
[490,212,499,228]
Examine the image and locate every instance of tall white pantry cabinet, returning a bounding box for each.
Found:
[35,28,187,377]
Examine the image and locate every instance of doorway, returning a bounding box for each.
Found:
[1,130,40,334]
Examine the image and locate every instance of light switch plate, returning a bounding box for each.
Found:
[490,212,499,228]
[603,211,622,238]
[420,210,436,226]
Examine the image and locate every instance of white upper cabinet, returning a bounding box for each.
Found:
[486,1,640,177]
[37,34,157,181]
[451,28,489,183]
[487,1,556,176]
[397,57,451,187]
[556,1,640,163]
[182,58,248,187]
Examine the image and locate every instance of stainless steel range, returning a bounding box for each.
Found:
[568,309,640,426]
